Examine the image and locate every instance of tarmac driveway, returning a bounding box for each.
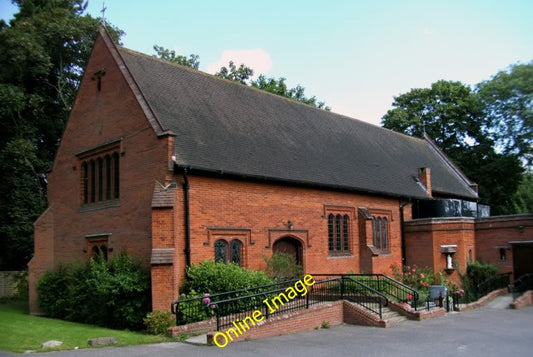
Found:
[1,295,532,357]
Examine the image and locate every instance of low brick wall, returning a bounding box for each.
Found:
[168,317,217,337]
[456,288,508,312]
[510,290,533,309]
[388,301,446,321]
[172,298,450,344]
[343,301,389,327]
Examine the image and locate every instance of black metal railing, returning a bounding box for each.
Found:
[199,277,389,331]
[342,276,388,318]
[171,279,299,325]
[451,272,512,306]
[312,274,420,310]
[511,273,533,299]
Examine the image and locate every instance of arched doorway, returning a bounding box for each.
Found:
[272,236,303,266]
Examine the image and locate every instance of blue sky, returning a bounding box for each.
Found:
[1,0,532,125]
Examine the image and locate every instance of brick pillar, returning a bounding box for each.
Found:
[151,206,178,311]
[29,207,55,315]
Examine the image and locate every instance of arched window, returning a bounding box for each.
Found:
[214,240,227,263]
[230,240,242,265]
[214,239,243,266]
[327,213,350,253]
[382,217,388,250]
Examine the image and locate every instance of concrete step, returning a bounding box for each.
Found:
[352,302,409,324]
[381,307,409,324]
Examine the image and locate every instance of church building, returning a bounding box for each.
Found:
[29,28,487,313]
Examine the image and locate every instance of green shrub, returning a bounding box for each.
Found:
[264,253,303,281]
[37,252,151,330]
[183,260,273,295]
[144,310,175,335]
[460,261,499,301]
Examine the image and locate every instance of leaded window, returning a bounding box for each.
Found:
[214,240,227,263]
[328,213,350,253]
[214,239,242,266]
[373,216,389,251]
[230,240,242,265]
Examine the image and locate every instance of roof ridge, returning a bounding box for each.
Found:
[117,45,406,133]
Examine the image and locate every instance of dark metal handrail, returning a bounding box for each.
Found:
[202,276,390,330]
[342,276,389,319]
[171,279,300,325]
[472,272,512,300]
[511,273,533,299]
[312,273,420,310]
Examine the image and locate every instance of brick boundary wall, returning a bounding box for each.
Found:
[455,288,508,312]
[0,271,21,297]
[510,290,533,309]
[169,299,447,344]
[388,301,446,321]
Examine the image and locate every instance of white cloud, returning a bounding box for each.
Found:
[422,27,434,35]
[205,49,273,78]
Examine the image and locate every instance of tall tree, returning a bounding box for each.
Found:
[477,62,533,168]
[381,80,523,214]
[0,0,123,269]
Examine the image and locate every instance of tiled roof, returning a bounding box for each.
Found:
[117,47,478,200]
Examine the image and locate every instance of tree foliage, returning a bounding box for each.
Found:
[477,62,533,167]
[152,47,330,109]
[0,0,123,269]
[215,60,255,84]
[252,75,331,110]
[382,78,527,214]
[152,45,199,69]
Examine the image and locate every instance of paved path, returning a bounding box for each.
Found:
[1,295,532,357]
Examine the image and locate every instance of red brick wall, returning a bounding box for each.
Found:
[30,33,172,313]
[404,218,475,285]
[475,215,533,279]
[181,175,404,277]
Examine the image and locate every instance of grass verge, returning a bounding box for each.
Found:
[0,298,182,353]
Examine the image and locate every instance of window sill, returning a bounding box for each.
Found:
[79,199,120,212]
[367,245,391,256]
[327,252,353,259]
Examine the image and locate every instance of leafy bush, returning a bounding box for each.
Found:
[144,310,175,335]
[183,260,273,294]
[460,261,499,301]
[37,252,151,330]
[264,253,303,281]
[390,262,435,294]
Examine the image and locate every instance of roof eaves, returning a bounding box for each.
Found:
[174,163,430,201]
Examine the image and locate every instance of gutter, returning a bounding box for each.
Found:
[399,199,411,266]
[182,169,191,267]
